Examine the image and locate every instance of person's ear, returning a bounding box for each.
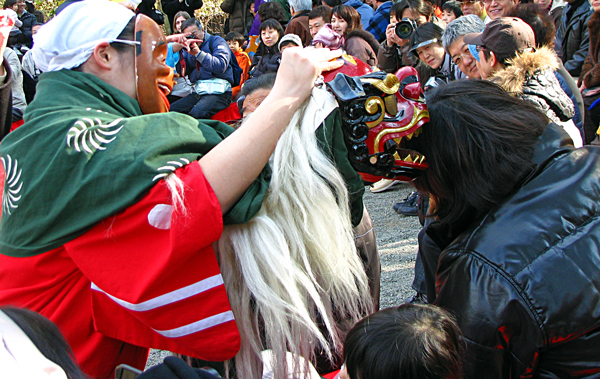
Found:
[489,51,498,67]
[90,41,117,71]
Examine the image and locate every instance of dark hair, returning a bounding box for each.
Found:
[258,18,284,51]
[411,80,547,233]
[258,1,287,24]
[442,1,463,18]
[225,31,246,45]
[240,72,277,98]
[2,307,87,379]
[321,0,342,7]
[331,5,362,35]
[391,0,434,21]
[3,0,17,9]
[409,22,444,53]
[309,5,332,22]
[343,304,465,379]
[107,16,136,54]
[507,4,555,48]
[180,17,202,33]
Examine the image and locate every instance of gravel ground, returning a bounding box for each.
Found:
[146,182,422,368]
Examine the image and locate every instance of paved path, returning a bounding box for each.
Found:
[147,182,422,368]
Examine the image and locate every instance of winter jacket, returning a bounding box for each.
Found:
[490,46,575,125]
[344,0,373,29]
[284,10,312,47]
[16,11,37,48]
[579,11,600,89]
[433,123,600,378]
[555,0,593,76]
[345,29,380,68]
[220,0,254,35]
[182,33,234,84]
[161,0,203,33]
[377,40,416,73]
[365,1,392,43]
[249,44,281,77]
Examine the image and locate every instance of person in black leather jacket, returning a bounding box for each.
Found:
[555,0,593,76]
[409,79,600,378]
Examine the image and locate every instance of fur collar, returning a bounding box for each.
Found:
[489,46,559,94]
[346,29,380,54]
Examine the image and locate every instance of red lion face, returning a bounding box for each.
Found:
[326,65,429,183]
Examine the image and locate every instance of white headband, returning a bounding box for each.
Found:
[0,310,68,379]
[32,0,135,72]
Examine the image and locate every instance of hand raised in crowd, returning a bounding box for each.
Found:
[386,23,403,47]
[270,47,344,105]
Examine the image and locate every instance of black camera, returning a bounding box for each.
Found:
[395,18,418,39]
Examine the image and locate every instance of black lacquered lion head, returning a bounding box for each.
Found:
[326,67,429,184]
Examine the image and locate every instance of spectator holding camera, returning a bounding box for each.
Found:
[377,0,433,73]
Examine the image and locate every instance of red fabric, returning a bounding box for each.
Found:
[211,102,241,124]
[10,118,23,132]
[0,162,240,379]
[323,369,340,378]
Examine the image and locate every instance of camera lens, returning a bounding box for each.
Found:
[395,20,414,39]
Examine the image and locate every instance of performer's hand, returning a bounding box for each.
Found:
[271,47,343,105]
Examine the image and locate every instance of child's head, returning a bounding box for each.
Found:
[441,1,463,23]
[259,18,284,48]
[278,33,302,51]
[308,5,332,37]
[341,304,465,379]
[225,31,245,52]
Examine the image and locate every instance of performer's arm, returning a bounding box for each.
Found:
[198,47,343,213]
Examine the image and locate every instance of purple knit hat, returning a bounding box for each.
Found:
[311,24,344,49]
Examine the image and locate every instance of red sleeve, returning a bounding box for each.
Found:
[65,162,241,361]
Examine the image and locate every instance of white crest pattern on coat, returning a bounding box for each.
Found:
[66,118,124,154]
[152,158,191,182]
[1,155,23,216]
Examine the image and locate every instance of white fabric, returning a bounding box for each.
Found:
[261,350,321,379]
[0,311,68,379]
[31,0,135,72]
[559,119,584,148]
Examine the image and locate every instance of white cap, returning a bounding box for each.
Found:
[32,0,135,72]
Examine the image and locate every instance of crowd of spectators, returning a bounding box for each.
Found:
[1,0,600,378]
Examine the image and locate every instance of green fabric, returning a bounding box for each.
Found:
[0,70,269,258]
[316,108,365,227]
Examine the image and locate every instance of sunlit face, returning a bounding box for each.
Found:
[484,0,517,19]
[448,36,480,78]
[228,40,241,52]
[331,14,349,35]
[401,8,429,25]
[309,16,326,37]
[135,15,174,114]
[441,9,457,23]
[16,0,24,13]
[241,87,271,118]
[31,24,41,35]
[261,27,279,47]
[416,42,445,69]
[461,0,483,16]
[589,0,600,12]
[478,47,495,78]
[174,16,187,33]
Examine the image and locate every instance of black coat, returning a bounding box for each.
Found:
[433,124,600,378]
[555,0,593,76]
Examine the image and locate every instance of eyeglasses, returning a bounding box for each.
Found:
[452,45,474,65]
[458,0,476,5]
